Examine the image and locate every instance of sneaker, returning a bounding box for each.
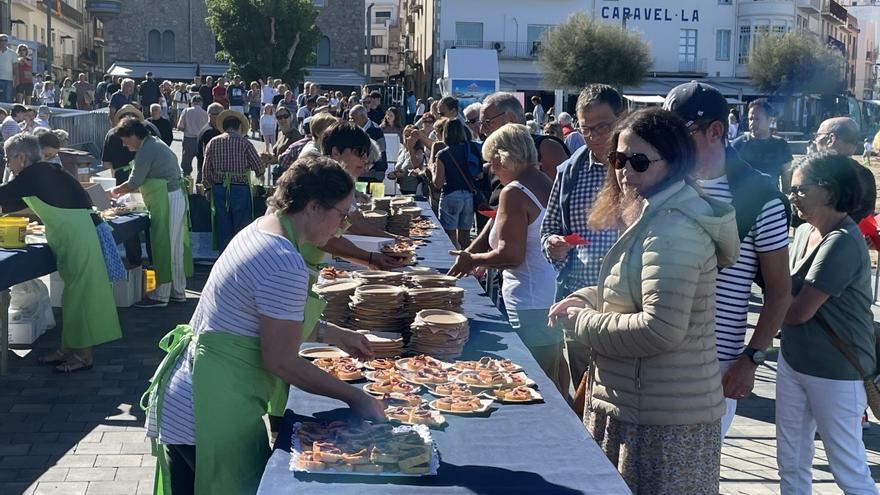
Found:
[170,296,187,303]
[134,298,168,308]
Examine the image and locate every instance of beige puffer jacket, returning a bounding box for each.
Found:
[573,180,739,426]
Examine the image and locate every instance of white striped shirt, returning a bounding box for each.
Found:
[699,176,789,362]
[146,221,308,444]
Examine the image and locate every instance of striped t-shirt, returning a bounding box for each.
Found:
[699,176,789,362]
[145,220,308,444]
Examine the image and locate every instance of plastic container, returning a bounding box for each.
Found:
[8,316,44,345]
[0,217,28,248]
[370,182,385,198]
[144,268,157,293]
[355,182,368,194]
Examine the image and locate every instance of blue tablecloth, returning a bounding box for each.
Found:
[0,213,149,291]
[257,202,630,494]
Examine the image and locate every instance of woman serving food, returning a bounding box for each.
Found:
[143,156,385,495]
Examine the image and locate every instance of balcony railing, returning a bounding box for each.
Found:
[822,0,847,24]
[678,58,707,74]
[797,0,821,13]
[443,40,543,60]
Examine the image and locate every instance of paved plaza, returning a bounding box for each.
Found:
[1,134,880,494]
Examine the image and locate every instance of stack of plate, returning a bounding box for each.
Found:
[386,210,412,237]
[391,196,416,208]
[313,279,362,326]
[409,309,470,360]
[363,210,388,231]
[373,197,392,212]
[405,287,465,317]
[398,206,423,219]
[349,285,408,332]
[405,274,459,289]
[353,270,405,286]
[363,331,404,358]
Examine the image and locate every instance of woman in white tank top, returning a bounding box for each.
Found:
[448,123,567,393]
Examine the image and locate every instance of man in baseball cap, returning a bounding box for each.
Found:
[664,81,792,440]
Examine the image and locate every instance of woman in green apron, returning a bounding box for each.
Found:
[109,117,193,308]
[143,155,384,495]
[0,134,122,372]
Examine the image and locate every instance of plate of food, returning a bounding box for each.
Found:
[486,386,544,403]
[452,357,522,373]
[379,392,426,407]
[428,397,493,415]
[364,369,402,382]
[384,405,446,427]
[395,355,452,372]
[319,266,351,281]
[364,358,397,370]
[426,382,480,398]
[453,370,511,389]
[290,421,439,476]
[364,378,422,395]
[299,346,350,360]
[398,368,449,385]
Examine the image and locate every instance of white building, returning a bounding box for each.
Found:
[368,0,403,83]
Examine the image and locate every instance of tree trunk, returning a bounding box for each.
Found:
[280,32,301,74]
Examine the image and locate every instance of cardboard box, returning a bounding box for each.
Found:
[8,316,45,345]
[79,182,111,210]
[113,267,143,307]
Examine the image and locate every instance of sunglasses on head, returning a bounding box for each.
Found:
[608,151,663,173]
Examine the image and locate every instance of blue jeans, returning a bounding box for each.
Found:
[0,79,13,103]
[213,184,253,252]
[438,189,474,231]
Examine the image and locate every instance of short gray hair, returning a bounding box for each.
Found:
[463,102,482,117]
[350,105,368,118]
[481,123,538,174]
[122,78,135,87]
[483,92,526,124]
[557,112,573,126]
[4,133,43,165]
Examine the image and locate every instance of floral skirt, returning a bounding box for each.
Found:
[585,409,721,495]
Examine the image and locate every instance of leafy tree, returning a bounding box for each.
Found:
[538,13,651,89]
[206,0,321,83]
[748,32,845,96]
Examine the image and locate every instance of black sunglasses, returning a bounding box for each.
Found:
[608,151,664,173]
[787,183,817,198]
[276,114,290,120]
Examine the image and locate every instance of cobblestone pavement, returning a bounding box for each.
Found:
[1,136,879,494]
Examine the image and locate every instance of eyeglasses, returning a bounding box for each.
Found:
[276,114,290,120]
[608,151,664,173]
[580,121,614,138]
[788,184,817,198]
[480,111,505,128]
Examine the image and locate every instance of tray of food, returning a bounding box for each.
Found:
[380,392,426,407]
[364,369,402,382]
[290,421,439,476]
[428,396,493,415]
[385,405,446,427]
[452,357,522,373]
[312,356,364,382]
[425,382,481,398]
[364,378,422,395]
[398,368,450,385]
[485,386,544,403]
[395,355,453,372]
[453,370,535,389]
[364,357,397,370]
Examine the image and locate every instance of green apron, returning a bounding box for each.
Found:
[209,172,256,250]
[22,196,121,349]
[140,178,193,285]
[142,326,275,495]
[267,212,328,415]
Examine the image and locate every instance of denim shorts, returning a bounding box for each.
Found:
[438,189,474,231]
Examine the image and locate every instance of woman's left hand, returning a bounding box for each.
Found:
[448,250,476,278]
[325,325,374,360]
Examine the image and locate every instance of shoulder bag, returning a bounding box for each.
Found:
[814,313,880,419]
[446,148,490,211]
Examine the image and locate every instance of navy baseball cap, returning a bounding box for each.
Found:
[663,81,728,127]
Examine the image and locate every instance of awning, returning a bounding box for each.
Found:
[623,94,665,104]
[304,67,366,88]
[198,63,231,77]
[106,61,198,80]
[499,72,544,91]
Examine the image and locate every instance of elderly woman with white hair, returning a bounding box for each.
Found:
[448,123,566,392]
[559,111,586,152]
[0,133,122,372]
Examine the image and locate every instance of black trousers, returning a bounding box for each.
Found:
[165,444,196,495]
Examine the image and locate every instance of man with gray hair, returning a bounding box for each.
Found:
[350,104,387,181]
[195,103,225,183]
[177,95,208,177]
[463,102,482,141]
[108,78,135,125]
[815,116,876,223]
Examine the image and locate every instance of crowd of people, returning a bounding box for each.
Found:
[1,65,878,494]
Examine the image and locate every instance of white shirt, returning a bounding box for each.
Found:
[261,84,277,104]
[0,48,16,81]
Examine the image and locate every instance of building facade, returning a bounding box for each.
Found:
[308,0,366,88]
[367,0,402,83]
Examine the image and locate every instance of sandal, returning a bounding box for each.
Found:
[38,350,68,365]
[54,354,93,373]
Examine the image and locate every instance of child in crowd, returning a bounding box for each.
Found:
[260,103,277,153]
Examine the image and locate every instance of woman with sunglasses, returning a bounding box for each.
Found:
[144,156,384,495]
[549,108,739,493]
[776,152,876,494]
[447,123,568,393]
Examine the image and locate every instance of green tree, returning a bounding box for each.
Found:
[538,13,651,89]
[748,32,845,96]
[206,0,321,83]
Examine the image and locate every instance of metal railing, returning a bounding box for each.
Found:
[48,107,110,157]
[443,40,542,60]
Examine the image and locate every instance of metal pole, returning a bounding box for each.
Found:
[366,3,374,85]
[1,289,10,376]
[46,0,53,79]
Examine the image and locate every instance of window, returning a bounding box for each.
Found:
[455,22,483,48]
[147,29,161,61]
[316,36,330,66]
[719,0,731,3]
[738,25,751,64]
[527,25,550,56]
[772,24,786,35]
[162,30,175,62]
[679,29,697,71]
[371,55,388,64]
[375,11,392,22]
[716,29,731,61]
[371,35,383,48]
[32,25,37,41]
[40,27,45,43]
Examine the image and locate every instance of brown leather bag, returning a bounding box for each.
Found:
[572,371,588,417]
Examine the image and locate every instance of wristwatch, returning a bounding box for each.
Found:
[743,346,766,365]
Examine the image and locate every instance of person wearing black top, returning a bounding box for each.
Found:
[198,76,214,110]
[105,77,121,98]
[147,103,174,146]
[731,99,793,189]
[196,103,225,184]
[139,72,161,109]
